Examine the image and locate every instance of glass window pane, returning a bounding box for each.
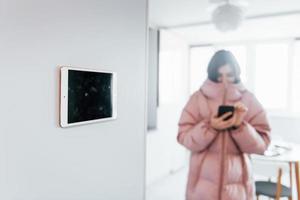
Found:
[158,30,189,104]
[292,41,300,113]
[254,43,289,110]
[189,47,214,94]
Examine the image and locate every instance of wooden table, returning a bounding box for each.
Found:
[251,142,300,200]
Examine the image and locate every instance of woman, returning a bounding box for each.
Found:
[177,50,271,200]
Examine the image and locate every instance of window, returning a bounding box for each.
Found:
[292,41,300,114]
[189,39,300,117]
[254,43,289,111]
[159,30,189,104]
[189,46,214,94]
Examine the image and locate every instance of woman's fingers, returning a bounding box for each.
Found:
[234,102,248,112]
[218,116,235,129]
[219,112,233,121]
[234,102,244,107]
[212,104,248,130]
[223,117,235,126]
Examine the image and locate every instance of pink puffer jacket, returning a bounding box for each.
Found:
[177,79,271,200]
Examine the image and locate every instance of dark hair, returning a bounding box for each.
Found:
[207,50,241,83]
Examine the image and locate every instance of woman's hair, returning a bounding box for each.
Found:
[207,50,241,83]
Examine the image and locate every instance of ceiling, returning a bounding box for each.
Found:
[149,0,300,28]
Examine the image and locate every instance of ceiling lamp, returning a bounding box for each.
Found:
[211,1,245,32]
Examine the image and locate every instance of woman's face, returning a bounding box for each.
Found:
[217,64,235,84]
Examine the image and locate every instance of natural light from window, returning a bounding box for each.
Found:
[189,39,300,117]
[254,43,289,111]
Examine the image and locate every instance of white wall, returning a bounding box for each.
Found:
[269,116,300,144]
[0,0,148,199]
[147,28,159,130]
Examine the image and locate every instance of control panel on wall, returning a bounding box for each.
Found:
[60,66,117,128]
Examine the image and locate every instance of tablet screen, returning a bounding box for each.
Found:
[60,66,117,127]
[68,70,113,123]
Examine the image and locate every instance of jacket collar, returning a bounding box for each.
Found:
[200,79,246,101]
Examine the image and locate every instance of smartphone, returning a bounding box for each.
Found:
[218,105,234,120]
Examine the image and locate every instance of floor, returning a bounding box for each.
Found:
[146,166,293,200]
[146,167,187,200]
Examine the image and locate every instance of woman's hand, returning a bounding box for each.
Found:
[210,112,235,131]
[210,102,248,131]
[232,102,248,127]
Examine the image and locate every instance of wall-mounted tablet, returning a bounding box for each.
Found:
[60,66,117,128]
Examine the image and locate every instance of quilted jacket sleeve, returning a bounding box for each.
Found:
[177,91,218,153]
[231,92,271,155]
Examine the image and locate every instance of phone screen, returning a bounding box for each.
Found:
[218,105,234,120]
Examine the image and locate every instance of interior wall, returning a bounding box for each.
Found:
[269,116,300,144]
[147,28,159,130]
[0,0,148,199]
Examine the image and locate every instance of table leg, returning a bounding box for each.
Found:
[289,162,293,200]
[295,161,300,200]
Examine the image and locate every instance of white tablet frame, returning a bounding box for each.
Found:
[60,66,117,128]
